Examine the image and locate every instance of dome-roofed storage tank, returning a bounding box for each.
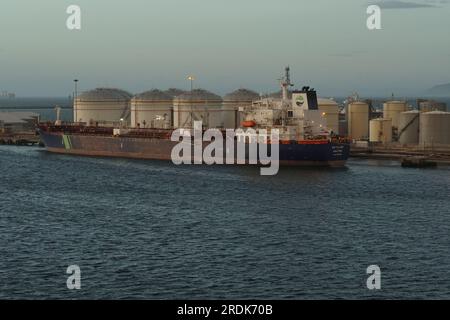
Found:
[74,88,132,125]
[398,110,420,145]
[173,89,223,128]
[164,88,186,99]
[268,90,292,99]
[131,89,173,129]
[223,89,259,129]
[420,111,450,147]
[383,100,408,129]
[370,118,392,144]
[318,98,339,135]
[348,101,369,140]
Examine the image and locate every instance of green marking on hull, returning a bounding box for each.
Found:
[62,134,72,150]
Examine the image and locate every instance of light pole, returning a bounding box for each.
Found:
[187,75,195,93]
[74,79,79,123]
[187,76,195,127]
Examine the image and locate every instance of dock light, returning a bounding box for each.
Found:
[322,112,326,116]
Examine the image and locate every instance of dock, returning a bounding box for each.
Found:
[350,144,450,165]
[0,132,41,146]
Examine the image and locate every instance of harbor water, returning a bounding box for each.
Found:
[1,145,450,299]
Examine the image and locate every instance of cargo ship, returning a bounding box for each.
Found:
[38,68,350,167]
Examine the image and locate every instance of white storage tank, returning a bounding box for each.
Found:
[164,88,186,99]
[74,88,132,125]
[420,111,450,147]
[398,110,420,145]
[318,98,340,135]
[369,118,392,144]
[383,101,407,129]
[348,101,369,140]
[173,89,223,128]
[223,89,259,129]
[131,90,173,129]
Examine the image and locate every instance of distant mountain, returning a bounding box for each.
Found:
[426,83,450,96]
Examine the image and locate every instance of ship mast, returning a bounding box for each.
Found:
[280,66,293,101]
[279,66,294,126]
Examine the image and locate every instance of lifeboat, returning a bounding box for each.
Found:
[242,120,256,128]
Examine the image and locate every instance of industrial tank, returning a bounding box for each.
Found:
[318,98,339,134]
[74,88,132,125]
[223,89,259,129]
[131,90,173,129]
[268,90,292,99]
[383,101,407,129]
[369,118,392,144]
[418,99,447,112]
[398,110,420,145]
[348,101,369,140]
[164,88,186,99]
[420,111,450,147]
[173,89,223,128]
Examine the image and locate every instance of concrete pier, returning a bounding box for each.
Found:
[350,143,450,165]
[0,132,41,146]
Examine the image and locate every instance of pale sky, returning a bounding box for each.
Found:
[0,0,449,97]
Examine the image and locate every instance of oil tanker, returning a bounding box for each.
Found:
[38,68,350,167]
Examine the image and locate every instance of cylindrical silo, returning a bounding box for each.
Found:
[74,88,132,125]
[418,100,447,112]
[131,90,173,129]
[173,89,223,128]
[420,111,450,147]
[223,89,259,129]
[369,118,392,144]
[348,101,369,140]
[398,110,420,145]
[318,98,340,135]
[383,101,407,129]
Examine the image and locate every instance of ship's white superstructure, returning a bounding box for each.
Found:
[240,67,330,141]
